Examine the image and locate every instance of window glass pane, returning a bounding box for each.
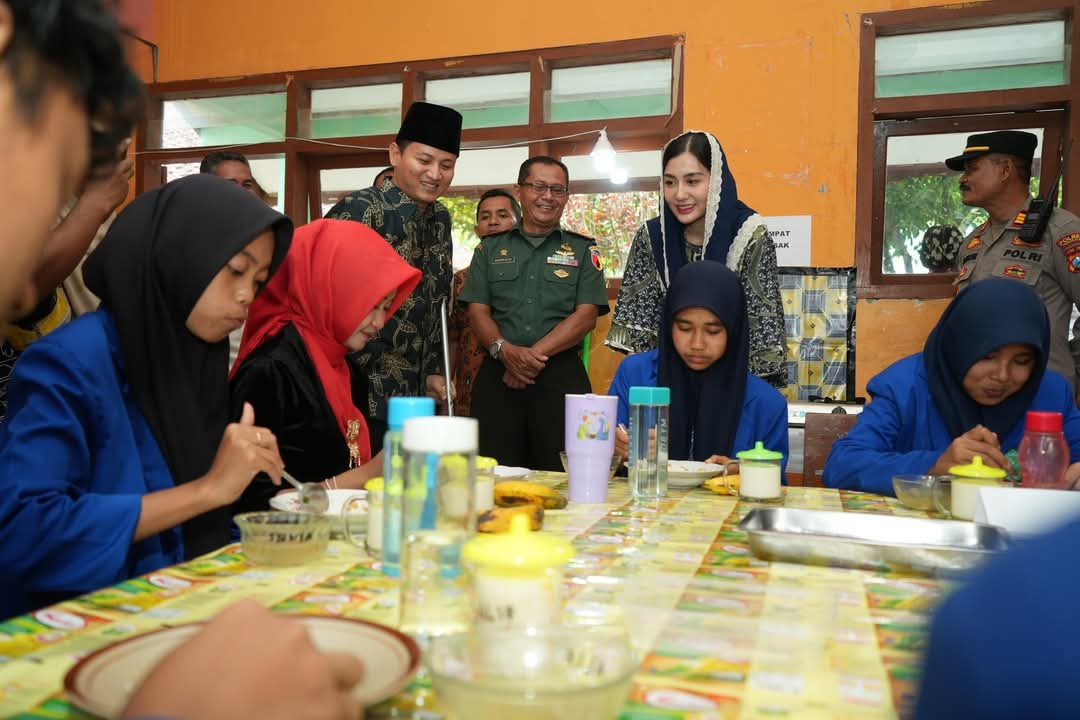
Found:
[561,150,663,183]
[426,73,529,129]
[546,59,671,122]
[563,191,659,278]
[320,167,385,217]
[160,93,286,149]
[311,83,402,138]
[167,155,285,213]
[882,129,1042,274]
[876,21,1067,97]
[450,147,529,190]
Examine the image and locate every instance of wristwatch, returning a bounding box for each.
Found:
[488,338,505,359]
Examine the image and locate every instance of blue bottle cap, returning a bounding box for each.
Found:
[628,386,670,405]
[387,396,436,430]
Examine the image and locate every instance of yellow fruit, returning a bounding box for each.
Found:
[494,481,568,510]
[704,474,739,495]
[477,504,544,533]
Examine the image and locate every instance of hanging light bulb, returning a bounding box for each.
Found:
[591,128,616,173]
[610,166,629,185]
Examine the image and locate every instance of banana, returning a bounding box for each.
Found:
[704,474,739,495]
[477,503,544,533]
[494,481,568,510]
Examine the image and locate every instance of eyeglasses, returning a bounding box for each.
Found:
[519,181,569,196]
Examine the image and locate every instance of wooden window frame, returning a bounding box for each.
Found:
[855,0,1080,299]
[136,35,685,234]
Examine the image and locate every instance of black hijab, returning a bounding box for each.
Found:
[83,174,293,558]
[923,278,1050,439]
[658,261,749,461]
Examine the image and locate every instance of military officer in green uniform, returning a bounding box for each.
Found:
[948,130,1080,392]
[459,156,609,470]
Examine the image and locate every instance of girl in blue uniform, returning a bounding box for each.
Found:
[609,260,788,471]
[0,175,292,619]
[824,278,1080,494]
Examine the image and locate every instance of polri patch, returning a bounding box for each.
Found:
[589,245,603,271]
[1057,232,1080,249]
[1066,245,1080,274]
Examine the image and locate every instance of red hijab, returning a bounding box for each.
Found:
[233,219,421,461]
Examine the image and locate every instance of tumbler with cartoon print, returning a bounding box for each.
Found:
[564,393,618,503]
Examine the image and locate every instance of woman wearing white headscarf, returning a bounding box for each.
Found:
[607,131,786,387]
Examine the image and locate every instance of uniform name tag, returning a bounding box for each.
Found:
[492,257,516,264]
[546,255,578,267]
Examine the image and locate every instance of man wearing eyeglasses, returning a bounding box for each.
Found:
[459,156,609,471]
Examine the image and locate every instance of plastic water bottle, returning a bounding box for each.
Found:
[1017,410,1069,489]
[399,416,477,641]
[381,397,435,576]
[628,386,670,499]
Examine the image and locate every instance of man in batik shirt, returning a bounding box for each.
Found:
[324,101,462,451]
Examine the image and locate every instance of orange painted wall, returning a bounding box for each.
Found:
[147,0,953,395]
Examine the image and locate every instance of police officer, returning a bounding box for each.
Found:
[948,130,1080,392]
[459,156,609,470]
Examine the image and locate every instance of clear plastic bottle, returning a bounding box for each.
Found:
[399,416,477,641]
[628,386,670,499]
[381,397,435,577]
[1018,410,1069,489]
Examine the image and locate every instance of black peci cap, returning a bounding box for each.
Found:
[945,130,1038,171]
[395,101,463,157]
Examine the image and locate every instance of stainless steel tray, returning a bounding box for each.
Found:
[737,508,1009,577]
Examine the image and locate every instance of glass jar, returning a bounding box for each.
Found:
[944,455,1008,521]
[462,513,574,630]
[735,441,784,502]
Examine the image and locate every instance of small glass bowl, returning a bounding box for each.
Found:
[892,474,951,512]
[234,511,331,566]
[429,625,635,719]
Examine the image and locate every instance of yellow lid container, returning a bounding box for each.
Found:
[462,514,574,576]
[948,454,1008,484]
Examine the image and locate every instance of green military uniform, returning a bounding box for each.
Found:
[955,199,1080,390]
[459,226,609,470]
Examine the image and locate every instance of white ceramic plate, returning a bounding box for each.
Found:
[622,460,724,489]
[668,460,725,488]
[270,488,367,534]
[493,465,530,479]
[64,615,421,717]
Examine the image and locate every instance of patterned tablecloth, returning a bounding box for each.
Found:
[0,482,951,719]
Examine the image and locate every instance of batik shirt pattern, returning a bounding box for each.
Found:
[325,184,452,422]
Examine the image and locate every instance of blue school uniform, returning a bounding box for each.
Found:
[609,349,790,471]
[0,310,182,619]
[823,353,1080,495]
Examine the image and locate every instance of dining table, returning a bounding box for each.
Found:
[0,477,954,719]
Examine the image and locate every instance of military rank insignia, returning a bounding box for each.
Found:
[966,237,982,251]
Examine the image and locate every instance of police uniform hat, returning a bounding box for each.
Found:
[395,101,463,157]
[945,130,1038,171]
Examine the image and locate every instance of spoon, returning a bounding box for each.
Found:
[280,469,330,514]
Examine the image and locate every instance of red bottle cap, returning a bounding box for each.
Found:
[1025,411,1063,433]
